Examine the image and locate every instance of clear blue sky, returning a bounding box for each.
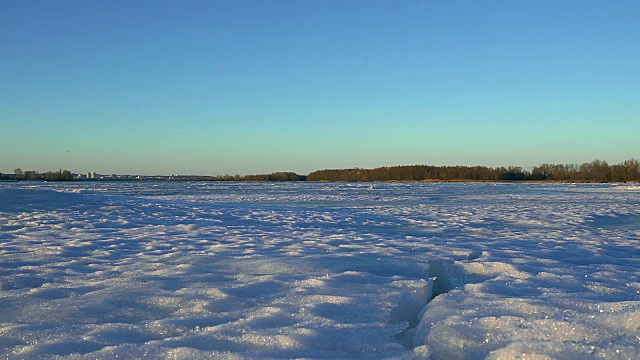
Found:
[2,1,639,175]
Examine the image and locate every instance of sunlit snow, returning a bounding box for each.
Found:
[1,182,639,359]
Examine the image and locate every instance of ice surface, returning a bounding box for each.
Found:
[1,182,639,359]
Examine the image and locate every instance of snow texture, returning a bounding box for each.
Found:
[1,182,639,359]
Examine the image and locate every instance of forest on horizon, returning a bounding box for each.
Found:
[306,159,640,183]
[2,159,639,183]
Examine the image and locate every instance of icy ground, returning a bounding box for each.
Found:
[1,182,639,359]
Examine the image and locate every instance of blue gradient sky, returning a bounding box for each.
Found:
[2,1,639,175]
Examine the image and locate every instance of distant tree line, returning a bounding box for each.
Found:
[2,168,74,181]
[187,172,306,182]
[236,172,307,182]
[4,159,638,183]
[306,159,640,182]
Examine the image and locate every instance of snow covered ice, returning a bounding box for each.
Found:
[1,181,639,359]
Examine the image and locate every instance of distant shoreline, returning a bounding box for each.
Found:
[1,178,639,184]
[2,158,639,183]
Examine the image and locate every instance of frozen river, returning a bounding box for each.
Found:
[1,181,639,359]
